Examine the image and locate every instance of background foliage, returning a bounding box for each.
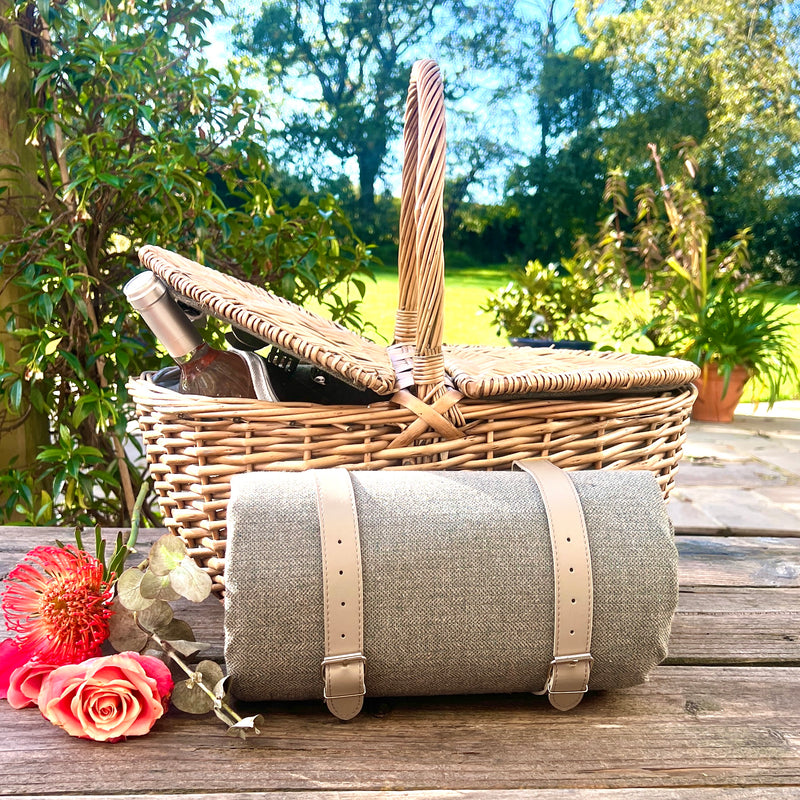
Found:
[0,0,375,526]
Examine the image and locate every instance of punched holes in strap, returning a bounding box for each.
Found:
[514,459,594,711]
[312,469,366,721]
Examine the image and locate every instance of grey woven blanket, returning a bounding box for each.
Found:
[224,469,677,701]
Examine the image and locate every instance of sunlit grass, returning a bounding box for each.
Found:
[312,263,800,402]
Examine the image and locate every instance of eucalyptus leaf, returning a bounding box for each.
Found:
[169,557,213,602]
[214,674,230,700]
[162,638,208,659]
[157,619,195,643]
[136,599,173,633]
[107,597,149,653]
[171,678,216,715]
[196,660,225,688]
[226,714,265,739]
[140,570,181,601]
[148,534,187,576]
[116,568,154,611]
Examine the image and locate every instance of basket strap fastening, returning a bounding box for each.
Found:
[515,459,594,711]
[388,388,465,450]
[312,468,366,721]
[387,342,415,389]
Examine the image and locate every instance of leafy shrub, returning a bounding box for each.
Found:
[480,258,605,341]
[0,1,375,526]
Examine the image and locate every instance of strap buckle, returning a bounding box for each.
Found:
[321,653,367,700]
[544,652,594,695]
[321,652,366,676]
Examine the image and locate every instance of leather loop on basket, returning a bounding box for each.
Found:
[312,469,366,721]
[387,343,415,390]
[388,388,464,449]
[514,459,594,711]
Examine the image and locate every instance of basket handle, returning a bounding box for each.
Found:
[394,60,456,414]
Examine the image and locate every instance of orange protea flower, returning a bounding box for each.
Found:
[2,546,113,664]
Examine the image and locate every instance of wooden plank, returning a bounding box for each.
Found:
[4,529,800,587]
[2,667,799,794]
[17,790,800,800]
[28,584,792,670]
[677,536,800,587]
[668,586,800,666]
[3,530,800,667]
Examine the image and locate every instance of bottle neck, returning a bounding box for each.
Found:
[174,340,210,365]
[135,295,204,361]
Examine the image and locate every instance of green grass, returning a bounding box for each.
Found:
[353,264,509,346]
[315,263,800,402]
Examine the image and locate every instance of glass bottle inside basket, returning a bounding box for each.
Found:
[124,272,257,399]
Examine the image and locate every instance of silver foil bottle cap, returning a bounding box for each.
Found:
[124,271,168,311]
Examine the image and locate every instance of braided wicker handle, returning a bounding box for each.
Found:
[394,60,452,409]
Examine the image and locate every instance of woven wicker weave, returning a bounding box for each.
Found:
[128,60,699,593]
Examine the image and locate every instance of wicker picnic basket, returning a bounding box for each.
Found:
[128,60,699,594]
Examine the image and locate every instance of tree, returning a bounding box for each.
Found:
[505,38,611,264]
[577,0,800,266]
[234,0,530,221]
[0,0,375,526]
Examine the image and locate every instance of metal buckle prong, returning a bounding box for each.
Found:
[551,652,593,666]
[544,652,593,694]
[321,652,366,676]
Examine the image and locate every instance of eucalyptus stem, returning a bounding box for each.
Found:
[147,629,243,726]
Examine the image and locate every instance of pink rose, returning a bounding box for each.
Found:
[7,660,58,709]
[38,652,173,742]
[0,638,34,699]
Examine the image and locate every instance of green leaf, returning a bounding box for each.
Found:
[8,380,22,412]
[169,556,213,602]
[161,634,207,659]
[148,533,187,576]
[170,661,225,715]
[171,678,216,715]
[139,570,181,601]
[196,659,225,687]
[116,568,154,611]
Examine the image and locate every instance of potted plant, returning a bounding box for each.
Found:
[480,258,604,349]
[644,271,798,422]
[588,143,799,422]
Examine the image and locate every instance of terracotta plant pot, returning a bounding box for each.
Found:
[691,364,750,423]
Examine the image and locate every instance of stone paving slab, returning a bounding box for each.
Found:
[669,487,800,536]
[669,402,800,535]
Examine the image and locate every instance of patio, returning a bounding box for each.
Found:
[1,403,799,797]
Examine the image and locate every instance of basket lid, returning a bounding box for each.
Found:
[443,345,700,399]
[136,245,700,401]
[137,245,397,394]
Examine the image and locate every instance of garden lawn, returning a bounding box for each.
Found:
[318,264,800,403]
[349,264,509,346]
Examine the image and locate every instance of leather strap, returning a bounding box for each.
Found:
[312,469,366,720]
[515,459,594,711]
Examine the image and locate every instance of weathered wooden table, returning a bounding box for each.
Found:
[1,523,799,799]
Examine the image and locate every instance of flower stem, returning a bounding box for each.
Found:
[148,630,243,726]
